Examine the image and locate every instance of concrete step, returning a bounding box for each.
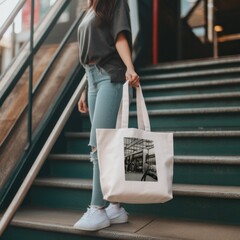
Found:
[28,178,240,224]
[44,154,240,186]
[132,91,240,110]
[140,67,240,84]
[48,154,240,165]
[79,106,240,131]
[32,178,240,199]
[141,78,240,97]
[2,207,240,240]
[139,55,240,75]
[64,131,240,156]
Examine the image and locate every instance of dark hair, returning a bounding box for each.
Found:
[88,0,116,24]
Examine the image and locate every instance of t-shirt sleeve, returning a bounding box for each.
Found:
[111,0,132,48]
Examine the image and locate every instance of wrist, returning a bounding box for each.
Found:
[126,65,134,71]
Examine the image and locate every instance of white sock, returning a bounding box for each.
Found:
[90,205,104,210]
[109,203,120,208]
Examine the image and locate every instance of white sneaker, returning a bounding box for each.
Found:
[105,204,128,224]
[73,206,110,231]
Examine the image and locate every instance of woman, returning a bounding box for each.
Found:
[74,0,140,231]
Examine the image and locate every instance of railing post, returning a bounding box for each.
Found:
[177,0,182,60]
[27,0,34,148]
[207,0,214,43]
[152,0,159,64]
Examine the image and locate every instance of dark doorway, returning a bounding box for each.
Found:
[142,0,240,64]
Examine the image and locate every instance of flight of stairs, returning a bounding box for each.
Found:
[2,56,240,240]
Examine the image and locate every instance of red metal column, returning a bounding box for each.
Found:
[153,0,159,64]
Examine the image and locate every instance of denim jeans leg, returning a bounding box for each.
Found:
[90,151,106,207]
[85,65,132,207]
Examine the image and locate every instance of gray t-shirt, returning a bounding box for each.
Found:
[78,0,132,83]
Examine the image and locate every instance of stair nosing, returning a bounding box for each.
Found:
[78,106,240,117]
[48,154,89,161]
[11,222,166,240]
[174,131,240,137]
[33,178,92,190]
[141,78,240,91]
[9,213,179,240]
[64,131,240,138]
[33,178,240,199]
[8,206,240,240]
[132,106,240,116]
[139,55,240,73]
[138,92,240,103]
[48,154,240,165]
[174,155,240,165]
[173,184,240,199]
[139,67,240,81]
[139,70,239,81]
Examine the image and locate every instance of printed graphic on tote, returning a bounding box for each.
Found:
[124,137,158,182]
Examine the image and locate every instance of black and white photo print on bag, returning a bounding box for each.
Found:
[124,137,158,182]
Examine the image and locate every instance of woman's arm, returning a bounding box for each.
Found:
[115,32,140,87]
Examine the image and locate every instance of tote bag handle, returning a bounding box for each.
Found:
[116,81,151,131]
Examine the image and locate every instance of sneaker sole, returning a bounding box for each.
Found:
[73,221,110,231]
[110,214,128,224]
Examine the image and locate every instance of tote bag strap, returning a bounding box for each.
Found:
[116,81,129,129]
[136,85,151,131]
[116,81,151,131]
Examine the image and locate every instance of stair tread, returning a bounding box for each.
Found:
[174,155,240,164]
[140,55,240,72]
[49,154,240,165]
[65,130,240,138]
[134,106,240,115]
[34,178,92,189]
[140,91,240,102]
[140,67,240,81]
[4,207,240,240]
[48,154,89,161]
[141,78,240,90]
[77,106,240,115]
[33,178,240,199]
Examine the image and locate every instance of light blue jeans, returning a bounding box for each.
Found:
[85,64,132,207]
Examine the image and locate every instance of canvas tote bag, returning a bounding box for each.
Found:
[96,81,174,204]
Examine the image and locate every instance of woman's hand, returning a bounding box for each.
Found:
[78,89,88,113]
[125,67,140,88]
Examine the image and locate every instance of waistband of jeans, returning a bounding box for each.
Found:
[83,61,98,69]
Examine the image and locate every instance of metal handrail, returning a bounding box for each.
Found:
[28,0,34,147]
[0,0,27,40]
[0,0,71,106]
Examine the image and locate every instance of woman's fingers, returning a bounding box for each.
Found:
[82,101,88,113]
[129,75,140,87]
[78,90,88,113]
[125,69,140,87]
[78,99,88,113]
